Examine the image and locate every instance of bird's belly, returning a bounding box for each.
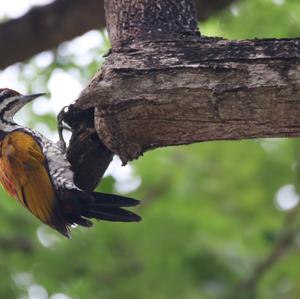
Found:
[42,141,78,190]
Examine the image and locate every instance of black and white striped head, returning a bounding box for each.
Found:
[0,88,44,132]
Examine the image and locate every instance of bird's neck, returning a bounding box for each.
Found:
[0,120,21,138]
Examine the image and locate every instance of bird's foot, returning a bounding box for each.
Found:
[57,106,70,153]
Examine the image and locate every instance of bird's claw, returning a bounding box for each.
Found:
[57,106,70,153]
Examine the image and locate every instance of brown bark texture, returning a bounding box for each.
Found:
[0,0,236,69]
[74,37,300,165]
[62,0,300,190]
[105,0,198,47]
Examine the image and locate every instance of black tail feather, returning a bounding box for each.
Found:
[82,207,141,222]
[82,192,141,223]
[67,214,93,227]
[91,192,140,207]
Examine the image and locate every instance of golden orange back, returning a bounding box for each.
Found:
[0,131,57,226]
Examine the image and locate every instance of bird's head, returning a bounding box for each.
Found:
[0,88,44,130]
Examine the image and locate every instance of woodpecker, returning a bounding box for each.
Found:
[0,88,141,237]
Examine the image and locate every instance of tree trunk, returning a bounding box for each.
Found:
[0,0,236,69]
[105,0,198,47]
[63,0,300,189]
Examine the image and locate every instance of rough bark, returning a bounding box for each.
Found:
[61,106,113,191]
[61,0,300,189]
[71,37,300,165]
[0,0,237,69]
[105,0,198,47]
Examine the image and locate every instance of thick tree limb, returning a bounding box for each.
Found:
[0,0,237,69]
[64,1,300,182]
[62,0,300,190]
[0,0,105,70]
[71,37,300,165]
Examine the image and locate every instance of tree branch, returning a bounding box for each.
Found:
[63,106,113,191]
[0,0,237,69]
[61,0,300,188]
[0,0,105,69]
[72,37,300,165]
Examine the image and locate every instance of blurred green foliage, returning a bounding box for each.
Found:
[201,0,300,38]
[1,1,300,299]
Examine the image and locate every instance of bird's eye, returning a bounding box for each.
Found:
[0,89,20,102]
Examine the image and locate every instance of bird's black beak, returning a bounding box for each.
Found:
[3,93,47,120]
[17,93,45,103]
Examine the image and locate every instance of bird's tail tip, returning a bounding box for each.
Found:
[81,192,142,223]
